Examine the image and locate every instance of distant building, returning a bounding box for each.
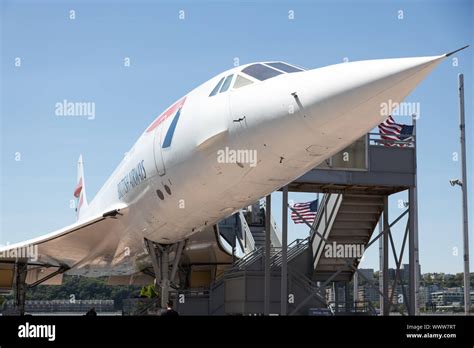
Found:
[388,268,396,281]
[326,284,346,304]
[358,285,379,303]
[385,264,421,282]
[431,288,474,307]
[358,268,374,282]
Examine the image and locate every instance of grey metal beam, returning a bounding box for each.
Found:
[408,188,416,315]
[170,240,186,283]
[28,266,69,289]
[289,204,406,314]
[383,196,390,316]
[388,220,410,314]
[408,188,417,315]
[146,239,162,290]
[345,282,350,312]
[353,271,359,309]
[412,115,420,315]
[14,261,28,315]
[289,268,343,315]
[161,245,170,309]
[378,218,384,315]
[264,195,271,315]
[366,209,409,249]
[281,186,288,315]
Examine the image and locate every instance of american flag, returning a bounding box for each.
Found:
[378,115,414,147]
[291,199,318,224]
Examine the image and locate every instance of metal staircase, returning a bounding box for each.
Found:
[270,238,309,268]
[217,210,256,255]
[243,200,281,249]
[311,193,384,281]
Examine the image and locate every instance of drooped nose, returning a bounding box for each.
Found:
[292,54,446,135]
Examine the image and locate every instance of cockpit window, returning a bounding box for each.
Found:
[233,75,254,89]
[209,77,225,96]
[266,62,304,73]
[241,64,283,81]
[219,74,234,93]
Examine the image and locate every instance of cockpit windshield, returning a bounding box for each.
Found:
[265,62,304,73]
[241,64,282,81]
[209,61,305,96]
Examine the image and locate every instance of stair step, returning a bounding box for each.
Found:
[330,227,372,235]
[338,207,383,214]
[342,195,383,204]
[336,213,379,222]
[332,221,375,229]
[342,201,384,207]
[325,236,370,244]
[343,194,384,199]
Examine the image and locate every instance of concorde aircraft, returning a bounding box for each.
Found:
[0,47,467,304]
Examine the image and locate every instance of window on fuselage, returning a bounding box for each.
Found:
[219,74,234,93]
[241,64,283,81]
[209,77,225,96]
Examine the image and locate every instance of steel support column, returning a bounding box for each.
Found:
[14,261,28,315]
[145,239,183,311]
[378,218,384,315]
[383,197,390,315]
[408,188,418,315]
[281,186,288,315]
[412,115,420,315]
[290,203,408,315]
[353,271,359,310]
[345,282,350,313]
[160,246,170,309]
[264,195,271,315]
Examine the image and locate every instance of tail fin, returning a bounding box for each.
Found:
[74,154,89,220]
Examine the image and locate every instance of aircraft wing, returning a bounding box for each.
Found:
[0,204,131,275]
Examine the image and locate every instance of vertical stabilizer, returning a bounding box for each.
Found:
[74,155,89,220]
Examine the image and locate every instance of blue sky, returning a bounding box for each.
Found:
[1,0,472,273]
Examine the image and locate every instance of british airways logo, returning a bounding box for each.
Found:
[146,96,186,148]
[117,160,147,199]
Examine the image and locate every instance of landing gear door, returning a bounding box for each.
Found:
[153,123,166,176]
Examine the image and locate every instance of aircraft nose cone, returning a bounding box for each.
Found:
[294,55,445,136]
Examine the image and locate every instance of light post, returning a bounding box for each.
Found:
[450,73,471,315]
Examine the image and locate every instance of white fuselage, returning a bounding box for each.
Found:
[79,56,444,268]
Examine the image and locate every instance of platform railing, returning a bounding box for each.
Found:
[270,238,309,268]
[368,132,416,148]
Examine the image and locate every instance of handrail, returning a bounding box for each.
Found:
[238,210,255,252]
[310,193,330,244]
[311,194,342,262]
[129,297,160,316]
[270,238,309,267]
[288,267,327,306]
[261,200,282,246]
[229,247,264,271]
[327,300,377,315]
[368,132,415,148]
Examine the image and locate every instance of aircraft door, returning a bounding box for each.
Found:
[153,122,166,176]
